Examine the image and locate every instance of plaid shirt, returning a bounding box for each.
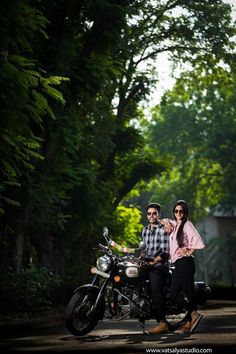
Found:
[142,222,169,264]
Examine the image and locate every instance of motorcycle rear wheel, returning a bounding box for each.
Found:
[65,285,105,336]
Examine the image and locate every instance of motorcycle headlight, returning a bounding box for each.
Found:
[96,255,112,272]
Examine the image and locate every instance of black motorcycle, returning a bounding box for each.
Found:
[65,227,210,336]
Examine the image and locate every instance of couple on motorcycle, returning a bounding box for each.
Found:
[142,200,205,334]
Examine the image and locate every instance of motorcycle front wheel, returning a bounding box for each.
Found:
[65,285,105,336]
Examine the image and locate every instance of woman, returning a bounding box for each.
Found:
[164,200,205,333]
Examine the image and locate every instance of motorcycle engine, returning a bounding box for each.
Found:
[130,296,150,318]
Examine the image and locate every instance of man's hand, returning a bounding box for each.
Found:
[139,252,145,259]
[149,255,162,266]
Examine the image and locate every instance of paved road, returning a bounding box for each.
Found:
[0,300,235,353]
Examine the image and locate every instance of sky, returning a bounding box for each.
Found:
[149,0,236,106]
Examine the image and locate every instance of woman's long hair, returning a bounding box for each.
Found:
[173,200,190,247]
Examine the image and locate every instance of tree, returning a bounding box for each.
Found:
[147,57,236,218]
[1,0,235,283]
[0,1,67,272]
[145,57,236,287]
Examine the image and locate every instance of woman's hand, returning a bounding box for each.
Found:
[177,248,192,257]
[160,219,174,234]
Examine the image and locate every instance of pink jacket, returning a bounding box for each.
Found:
[169,220,205,263]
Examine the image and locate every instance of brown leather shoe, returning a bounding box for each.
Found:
[175,321,191,333]
[148,321,169,334]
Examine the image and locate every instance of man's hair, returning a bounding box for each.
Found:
[146,202,161,213]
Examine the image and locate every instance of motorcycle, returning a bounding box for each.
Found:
[65,227,211,336]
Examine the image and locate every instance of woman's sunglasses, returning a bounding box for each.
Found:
[174,209,183,214]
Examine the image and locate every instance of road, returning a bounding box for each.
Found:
[0,300,235,353]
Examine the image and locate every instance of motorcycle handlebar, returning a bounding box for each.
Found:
[98,243,109,251]
[116,254,151,268]
[96,243,150,267]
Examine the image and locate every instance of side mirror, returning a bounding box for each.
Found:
[103,226,109,237]
[138,241,146,251]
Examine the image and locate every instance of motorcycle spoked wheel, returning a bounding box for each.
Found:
[65,285,105,336]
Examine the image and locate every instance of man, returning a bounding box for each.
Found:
[141,202,169,334]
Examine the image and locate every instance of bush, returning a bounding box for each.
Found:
[0,265,62,315]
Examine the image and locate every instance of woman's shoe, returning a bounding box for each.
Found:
[175,321,191,333]
[190,313,203,333]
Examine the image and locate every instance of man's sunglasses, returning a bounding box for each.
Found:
[147,212,157,216]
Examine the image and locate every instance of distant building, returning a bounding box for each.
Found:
[196,209,236,287]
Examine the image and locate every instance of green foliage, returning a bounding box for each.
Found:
[0,54,68,214]
[1,0,236,298]
[0,0,48,50]
[0,0,69,215]
[147,59,236,219]
[0,265,61,314]
[113,204,143,246]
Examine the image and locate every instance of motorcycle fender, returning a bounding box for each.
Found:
[73,283,101,294]
[72,284,105,320]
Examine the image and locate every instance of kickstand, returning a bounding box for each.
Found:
[140,320,147,334]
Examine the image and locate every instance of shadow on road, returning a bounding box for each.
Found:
[0,300,236,353]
